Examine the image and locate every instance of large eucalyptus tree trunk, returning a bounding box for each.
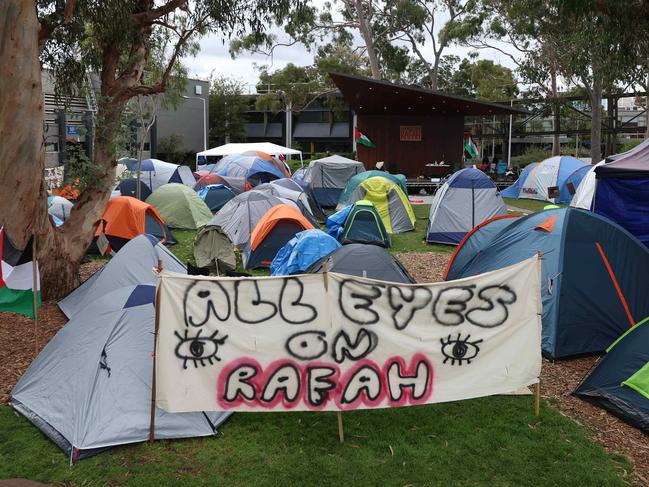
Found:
[0,0,49,249]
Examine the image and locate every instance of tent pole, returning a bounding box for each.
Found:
[32,233,39,354]
[322,261,344,444]
[149,259,163,443]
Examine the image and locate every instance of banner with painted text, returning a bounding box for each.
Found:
[155,256,542,413]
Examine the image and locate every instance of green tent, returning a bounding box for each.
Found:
[338,170,407,208]
[574,316,649,433]
[146,183,212,230]
[193,224,236,273]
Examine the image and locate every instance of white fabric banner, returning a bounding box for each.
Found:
[156,256,542,413]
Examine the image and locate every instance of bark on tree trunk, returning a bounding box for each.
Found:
[0,0,49,249]
[590,78,603,163]
[550,72,560,156]
[430,55,441,91]
[353,0,381,79]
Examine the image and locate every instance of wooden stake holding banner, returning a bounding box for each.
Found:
[32,234,39,354]
[322,260,344,444]
[534,382,541,417]
[149,259,163,444]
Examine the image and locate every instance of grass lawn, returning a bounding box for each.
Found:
[0,396,631,485]
[503,198,558,214]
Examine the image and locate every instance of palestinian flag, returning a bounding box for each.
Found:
[464,135,478,158]
[355,128,376,148]
[0,229,40,319]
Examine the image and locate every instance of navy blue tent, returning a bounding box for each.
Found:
[197,184,237,213]
[574,316,649,433]
[445,208,649,359]
[595,141,649,247]
[116,178,152,200]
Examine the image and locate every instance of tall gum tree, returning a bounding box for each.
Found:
[0,0,300,298]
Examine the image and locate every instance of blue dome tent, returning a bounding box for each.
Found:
[445,208,649,359]
[501,156,588,203]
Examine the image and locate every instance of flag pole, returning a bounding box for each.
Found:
[322,261,344,444]
[149,259,163,444]
[32,233,39,354]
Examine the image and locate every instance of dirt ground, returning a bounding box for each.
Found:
[0,255,647,485]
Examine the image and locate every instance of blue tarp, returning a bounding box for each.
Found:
[271,229,341,276]
[326,205,352,239]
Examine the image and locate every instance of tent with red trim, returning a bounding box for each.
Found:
[445,207,649,359]
[242,204,314,269]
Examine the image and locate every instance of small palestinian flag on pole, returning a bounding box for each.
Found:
[464,134,478,158]
[0,228,41,319]
[354,127,376,148]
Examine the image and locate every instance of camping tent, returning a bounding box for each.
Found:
[270,229,341,276]
[211,191,295,248]
[11,284,230,460]
[254,182,317,224]
[193,224,236,272]
[197,184,237,213]
[445,207,649,359]
[59,234,185,319]
[194,173,239,191]
[146,183,212,230]
[124,159,195,191]
[327,201,390,247]
[347,176,416,233]
[570,161,605,210]
[574,316,649,433]
[270,178,326,221]
[307,243,416,283]
[338,170,407,207]
[295,155,366,207]
[204,151,289,191]
[196,142,302,162]
[594,140,649,247]
[426,168,508,245]
[501,156,589,203]
[242,204,314,269]
[96,196,175,253]
[115,178,152,200]
[47,196,73,222]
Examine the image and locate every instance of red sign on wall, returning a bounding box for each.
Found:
[400,125,422,141]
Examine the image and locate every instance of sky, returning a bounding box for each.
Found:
[183,4,520,91]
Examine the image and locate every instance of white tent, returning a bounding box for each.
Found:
[196,142,302,162]
[570,161,605,210]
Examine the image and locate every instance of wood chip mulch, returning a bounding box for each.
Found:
[0,254,647,485]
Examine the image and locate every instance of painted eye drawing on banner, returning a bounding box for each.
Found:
[174,328,229,369]
[440,333,483,366]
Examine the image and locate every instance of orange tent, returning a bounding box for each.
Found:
[96,196,174,252]
[244,204,314,269]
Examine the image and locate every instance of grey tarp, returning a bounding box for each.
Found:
[193,224,236,271]
[12,284,230,459]
[58,234,185,319]
[210,190,296,248]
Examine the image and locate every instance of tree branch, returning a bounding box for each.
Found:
[132,0,189,26]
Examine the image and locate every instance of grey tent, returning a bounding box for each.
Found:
[210,190,297,248]
[59,234,185,319]
[307,243,416,283]
[427,168,507,245]
[296,155,365,207]
[271,178,327,221]
[254,182,318,226]
[193,224,236,272]
[11,284,230,460]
